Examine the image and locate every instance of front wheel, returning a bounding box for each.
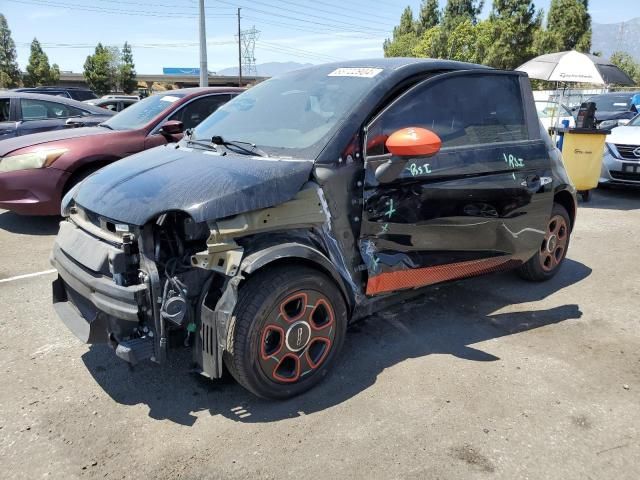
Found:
[224,265,348,399]
[517,203,571,282]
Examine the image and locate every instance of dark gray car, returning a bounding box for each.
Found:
[0,92,114,139]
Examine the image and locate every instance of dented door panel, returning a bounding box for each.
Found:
[361,140,553,295]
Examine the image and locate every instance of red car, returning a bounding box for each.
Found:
[0,87,243,215]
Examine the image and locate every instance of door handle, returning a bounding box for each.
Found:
[521,175,541,189]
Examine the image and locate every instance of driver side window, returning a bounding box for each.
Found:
[366,73,528,156]
[170,94,231,130]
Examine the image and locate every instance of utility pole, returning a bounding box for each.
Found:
[198,0,208,87]
[237,8,242,87]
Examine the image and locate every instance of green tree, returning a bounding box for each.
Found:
[24,38,58,86]
[118,41,137,94]
[83,43,114,95]
[483,0,542,69]
[417,0,441,35]
[0,14,21,88]
[537,0,591,53]
[443,0,484,29]
[384,6,418,57]
[610,51,640,85]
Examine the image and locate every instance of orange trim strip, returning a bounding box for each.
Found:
[366,257,519,296]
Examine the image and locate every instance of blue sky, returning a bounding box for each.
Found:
[2,0,632,74]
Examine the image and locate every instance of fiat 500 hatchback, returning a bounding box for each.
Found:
[51,59,577,399]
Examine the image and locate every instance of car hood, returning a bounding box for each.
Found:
[595,110,636,122]
[606,125,640,145]
[0,126,114,157]
[72,144,314,225]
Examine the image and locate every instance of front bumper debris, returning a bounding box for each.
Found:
[50,220,152,363]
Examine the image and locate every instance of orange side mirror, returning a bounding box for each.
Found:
[385,127,441,157]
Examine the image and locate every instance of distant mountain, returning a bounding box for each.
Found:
[593,18,640,61]
[217,61,312,77]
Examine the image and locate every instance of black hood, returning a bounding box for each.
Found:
[595,110,636,122]
[72,144,314,225]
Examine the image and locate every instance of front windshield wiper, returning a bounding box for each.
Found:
[185,138,219,152]
[98,123,113,130]
[211,135,268,157]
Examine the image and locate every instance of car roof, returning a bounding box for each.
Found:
[589,92,640,99]
[0,91,112,115]
[153,87,245,99]
[285,57,494,81]
[14,86,92,91]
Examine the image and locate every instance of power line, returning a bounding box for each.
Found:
[5,0,235,18]
[216,0,390,36]
[265,0,397,26]
[236,0,393,32]
[15,41,236,49]
[259,40,343,62]
[243,15,385,40]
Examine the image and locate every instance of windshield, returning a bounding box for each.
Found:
[191,66,385,159]
[589,94,631,112]
[103,92,185,130]
[627,114,640,126]
[535,101,571,118]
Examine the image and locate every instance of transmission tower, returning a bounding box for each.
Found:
[240,26,259,77]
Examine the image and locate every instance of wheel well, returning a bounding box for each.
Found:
[554,190,576,231]
[62,160,112,196]
[241,256,354,315]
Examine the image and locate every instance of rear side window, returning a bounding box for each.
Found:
[70,90,98,101]
[21,99,83,120]
[367,73,528,156]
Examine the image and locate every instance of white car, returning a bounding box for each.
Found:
[600,115,640,186]
[535,100,576,130]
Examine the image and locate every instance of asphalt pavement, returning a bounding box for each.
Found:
[0,188,638,479]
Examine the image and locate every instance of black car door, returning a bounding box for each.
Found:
[360,70,553,296]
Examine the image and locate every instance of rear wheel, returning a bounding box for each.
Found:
[517,203,571,282]
[224,265,347,399]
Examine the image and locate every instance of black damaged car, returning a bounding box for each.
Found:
[51,58,577,399]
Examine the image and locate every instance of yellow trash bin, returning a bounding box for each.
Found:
[559,128,609,202]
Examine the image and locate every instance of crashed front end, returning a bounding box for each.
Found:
[50,182,349,378]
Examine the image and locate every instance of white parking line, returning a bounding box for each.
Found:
[0,269,57,284]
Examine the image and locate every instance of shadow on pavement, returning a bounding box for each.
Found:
[580,187,639,211]
[0,210,60,235]
[81,259,591,426]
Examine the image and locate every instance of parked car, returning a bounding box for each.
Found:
[50,59,577,400]
[13,86,98,101]
[582,91,640,129]
[0,91,115,140]
[600,113,640,185]
[535,100,575,130]
[83,97,138,112]
[0,87,243,215]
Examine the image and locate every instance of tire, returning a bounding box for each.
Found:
[62,166,99,196]
[517,203,571,282]
[224,265,348,400]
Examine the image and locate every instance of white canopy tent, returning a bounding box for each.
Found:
[517,50,634,134]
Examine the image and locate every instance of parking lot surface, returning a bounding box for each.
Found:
[0,189,639,479]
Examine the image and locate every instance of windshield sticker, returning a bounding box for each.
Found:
[160,95,181,103]
[613,102,628,107]
[328,67,383,78]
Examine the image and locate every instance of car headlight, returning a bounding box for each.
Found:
[605,142,619,158]
[0,148,68,173]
